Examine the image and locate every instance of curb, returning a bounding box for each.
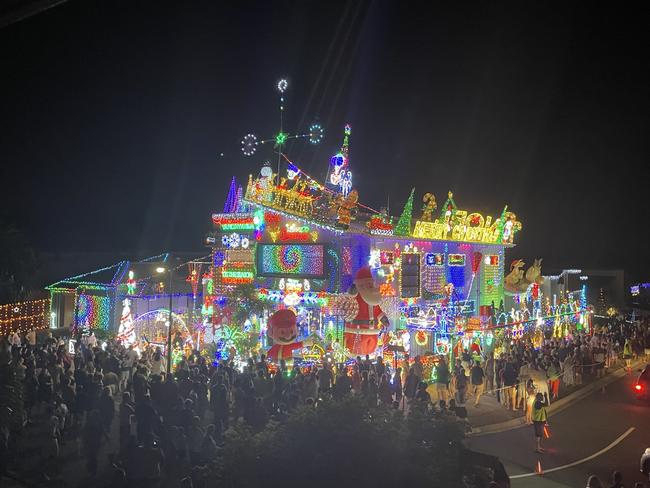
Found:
[468,361,642,437]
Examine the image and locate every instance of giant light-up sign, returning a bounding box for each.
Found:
[257,244,325,278]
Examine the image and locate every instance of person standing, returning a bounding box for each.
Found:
[150,347,165,379]
[455,367,468,405]
[532,393,548,453]
[392,367,403,405]
[413,356,423,382]
[623,339,633,373]
[435,357,450,403]
[484,354,495,394]
[26,328,36,346]
[502,359,518,411]
[317,364,334,396]
[404,368,418,404]
[470,362,485,406]
[547,361,561,400]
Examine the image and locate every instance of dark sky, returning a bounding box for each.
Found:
[1,1,648,283]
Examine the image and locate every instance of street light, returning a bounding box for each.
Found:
[156,266,173,376]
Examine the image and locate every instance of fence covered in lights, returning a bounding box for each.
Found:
[0,298,49,335]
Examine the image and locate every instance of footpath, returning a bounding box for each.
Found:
[464,360,639,436]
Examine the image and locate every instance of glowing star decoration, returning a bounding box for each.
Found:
[126,270,136,295]
[241,133,259,156]
[275,132,288,148]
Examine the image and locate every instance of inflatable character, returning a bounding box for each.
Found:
[420,192,437,221]
[266,309,305,362]
[336,189,358,228]
[504,260,526,292]
[525,258,545,285]
[343,266,389,356]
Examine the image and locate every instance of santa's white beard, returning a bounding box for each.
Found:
[358,287,381,306]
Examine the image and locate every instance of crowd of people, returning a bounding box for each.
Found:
[432,316,650,425]
[0,314,649,486]
[0,329,456,486]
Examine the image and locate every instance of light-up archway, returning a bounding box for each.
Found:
[132,309,193,346]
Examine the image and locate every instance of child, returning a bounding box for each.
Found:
[525,379,536,425]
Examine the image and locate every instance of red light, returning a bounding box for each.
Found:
[634,384,643,391]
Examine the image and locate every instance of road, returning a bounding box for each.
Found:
[466,368,650,487]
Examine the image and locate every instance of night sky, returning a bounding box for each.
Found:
[1,2,648,283]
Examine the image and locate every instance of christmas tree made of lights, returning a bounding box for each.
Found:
[394,188,415,236]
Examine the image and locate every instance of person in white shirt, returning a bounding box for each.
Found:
[26,328,36,346]
[11,332,21,347]
[120,347,139,390]
[150,347,166,377]
[87,331,97,348]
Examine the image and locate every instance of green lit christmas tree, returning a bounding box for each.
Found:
[394,188,415,236]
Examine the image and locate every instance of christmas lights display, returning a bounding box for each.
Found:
[258,244,325,277]
[0,298,49,335]
[42,79,591,369]
[117,298,136,346]
[327,124,353,196]
[75,292,112,330]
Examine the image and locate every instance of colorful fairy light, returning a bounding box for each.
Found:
[448,254,466,266]
[0,298,49,335]
[258,244,324,277]
[75,293,112,330]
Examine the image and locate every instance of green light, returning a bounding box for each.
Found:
[222,271,254,279]
[275,132,287,147]
[221,223,255,231]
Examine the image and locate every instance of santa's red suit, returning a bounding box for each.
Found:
[343,268,386,356]
[266,342,304,362]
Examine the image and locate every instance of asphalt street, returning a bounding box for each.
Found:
[466,366,650,487]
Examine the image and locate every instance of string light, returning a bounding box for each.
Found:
[241,133,258,156]
[75,293,112,330]
[448,254,466,266]
[0,298,49,335]
[258,244,324,277]
[308,123,323,144]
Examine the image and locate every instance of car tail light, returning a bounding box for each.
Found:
[634,384,643,391]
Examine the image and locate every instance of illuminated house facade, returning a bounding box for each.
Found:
[203,161,535,357]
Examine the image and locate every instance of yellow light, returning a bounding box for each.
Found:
[156,267,167,274]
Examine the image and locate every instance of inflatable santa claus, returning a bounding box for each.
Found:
[266,309,305,362]
[343,266,389,356]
